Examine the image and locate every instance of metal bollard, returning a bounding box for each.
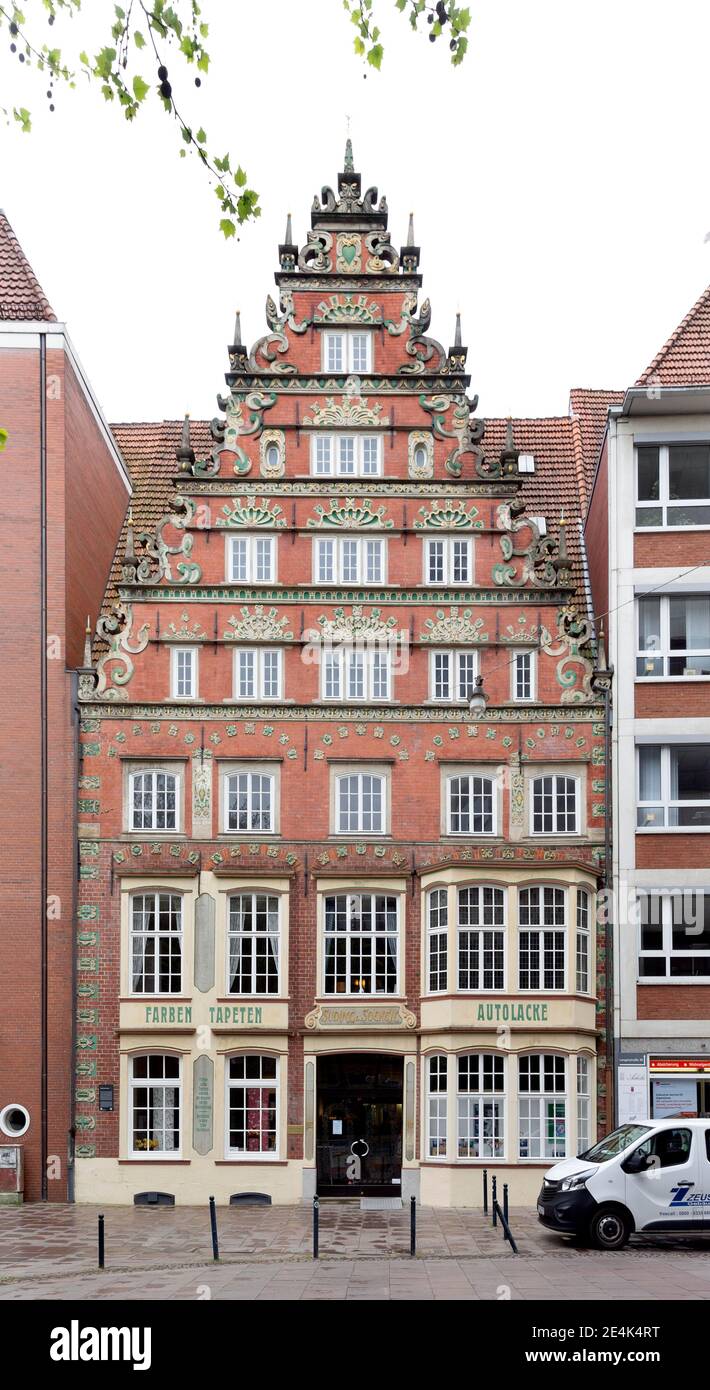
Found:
[313,1194,319,1259]
[491,1175,498,1227]
[410,1195,416,1257]
[209,1195,219,1261]
[482,1168,488,1215]
[98,1213,105,1269]
[503,1183,509,1226]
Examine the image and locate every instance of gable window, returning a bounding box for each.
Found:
[430,650,477,702]
[226,534,276,583]
[224,769,276,833]
[171,647,198,699]
[130,893,183,995]
[637,594,710,677]
[457,1054,505,1160]
[512,650,535,701]
[227,894,280,994]
[322,330,372,374]
[310,433,382,477]
[233,648,283,700]
[638,890,710,978]
[531,775,579,834]
[334,771,386,834]
[323,892,399,995]
[636,443,710,528]
[321,645,391,701]
[130,1054,181,1155]
[427,1055,448,1158]
[226,1055,278,1156]
[518,1054,566,1159]
[446,774,496,835]
[457,885,505,990]
[637,744,710,828]
[424,536,472,585]
[129,769,179,832]
[314,536,386,584]
[427,888,448,992]
[518,886,566,990]
[576,889,591,994]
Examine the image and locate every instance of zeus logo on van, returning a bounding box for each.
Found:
[669,1184,710,1207]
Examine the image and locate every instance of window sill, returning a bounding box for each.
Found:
[216,832,280,840]
[637,826,710,834]
[637,976,710,985]
[635,525,710,533]
[120,831,187,841]
[214,1158,287,1166]
[635,676,710,683]
[119,1158,189,1165]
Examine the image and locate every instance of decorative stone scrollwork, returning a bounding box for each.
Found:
[420,608,489,643]
[397,298,448,375]
[336,234,362,273]
[364,230,398,273]
[248,291,309,373]
[313,605,399,641]
[302,391,388,428]
[223,605,294,642]
[259,429,286,477]
[408,430,434,479]
[419,393,488,478]
[216,497,286,528]
[123,496,201,584]
[314,293,382,325]
[79,603,150,702]
[207,392,278,477]
[541,606,595,703]
[298,229,333,272]
[165,613,208,641]
[307,498,393,529]
[414,499,483,530]
[493,499,566,590]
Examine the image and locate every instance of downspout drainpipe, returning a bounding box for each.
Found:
[604,683,615,1129]
[39,332,48,1200]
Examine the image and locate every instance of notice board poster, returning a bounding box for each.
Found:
[651,1078,698,1119]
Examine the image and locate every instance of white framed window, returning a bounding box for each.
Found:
[427,1054,448,1158]
[321,645,392,701]
[427,888,448,992]
[130,1054,181,1156]
[637,744,710,829]
[130,892,183,995]
[530,775,580,834]
[226,1054,279,1157]
[637,594,710,677]
[227,893,280,994]
[224,769,276,833]
[233,648,283,700]
[446,774,496,835]
[170,646,198,699]
[518,1054,567,1160]
[457,1054,505,1160]
[129,769,179,832]
[424,536,472,585]
[512,649,535,701]
[226,533,276,583]
[518,886,566,990]
[322,330,372,374]
[638,889,710,979]
[310,432,382,477]
[457,886,505,990]
[313,536,386,584]
[335,771,386,834]
[577,1056,591,1153]
[323,892,399,995]
[636,443,710,528]
[429,649,478,702]
[575,889,591,994]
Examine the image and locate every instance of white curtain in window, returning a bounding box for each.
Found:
[685,597,710,650]
[639,747,661,801]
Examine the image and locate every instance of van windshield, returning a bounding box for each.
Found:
[579,1124,651,1163]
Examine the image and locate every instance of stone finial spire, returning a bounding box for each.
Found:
[124,505,135,563]
[232,310,242,347]
[448,310,467,370]
[343,137,354,173]
[284,212,293,245]
[176,413,195,469]
[279,214,297,271]
[500,416,519,474]
[454,312,462,348]
[400,212,420,272]
[83,615,93,669]
[406,212,415,247]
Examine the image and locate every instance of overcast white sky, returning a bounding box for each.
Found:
[2,0,709,422]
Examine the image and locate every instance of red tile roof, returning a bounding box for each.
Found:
[636,283,710,387]
[568,388,624,499]
[0,211,56,321]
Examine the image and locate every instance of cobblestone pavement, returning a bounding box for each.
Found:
[1,1203,710,1300]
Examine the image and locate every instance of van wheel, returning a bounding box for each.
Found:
[588,1207,631,1251]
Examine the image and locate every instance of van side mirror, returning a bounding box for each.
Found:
[623,1149,651,1174]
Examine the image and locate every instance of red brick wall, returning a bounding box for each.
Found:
[635,834,710,868]
[584,435,609,629]
[634,531,710,568]
[635,682,710,718]
[637,985,710,1019]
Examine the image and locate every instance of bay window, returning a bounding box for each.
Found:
[518,886,566,990]
[130,893,183,995]
[427,1054,448,1158]
[518,1054,567,1159]
[226,1055,279,1156]
[637,744,710,828]
[636,443,710,528]
[457,885,505,990]
[427,888,448,992]
[323,892,399,995]
[637,594,710,677]
[314,536,386,584]
[457,1054,505,1159]
[130,1054,181,1155]
[227,893,280,994]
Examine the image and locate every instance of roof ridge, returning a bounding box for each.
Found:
[0,210,56,322]
[636,282,710,385]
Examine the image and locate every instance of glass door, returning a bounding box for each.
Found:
[316,1055,403,1196]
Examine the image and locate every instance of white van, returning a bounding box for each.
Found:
[537,1119,710,1249]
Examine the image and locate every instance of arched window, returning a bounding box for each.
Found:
[130,893,183,995]
[457,1054,505,1159]
[226,1055,279,1157]
[129,768,178,831]
[227,894,280,995]
[458,886,505,990]
[518,886,566,991]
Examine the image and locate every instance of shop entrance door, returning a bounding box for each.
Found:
[316,1054,403,1196]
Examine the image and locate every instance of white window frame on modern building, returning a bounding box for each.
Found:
[577,1056,591,1154]
[225,1054,280,1159]
[129,1053,182,1157]
[637,889,710,980]
[313,536,387,585]
[333,769,388,835]
[225,533,277,583]
[575,888,591,994]
[232,648,283,701]
[518,886,567,991]
[444,771,497,836]
[423,535,473,586]
[635,442,710,529]
[127,766,181,833]
[221,764,279,835]
[320,645,392,702]
[457,885,506,991]
[636,593,710,678]
[226,892,281,995]
[426,888,448,993]
[426,1054,448,1159]
[511,649,536,701]
[518,1053,567,1161]
[321,330,373,374]
[170,646,198,700]
[129,892,184,996]
[309,433,383,478]
[637,744,710,830]
[457,1054,506,1160]
[530,774,580,835]
[428,649,478,703]
[322,891,400,996]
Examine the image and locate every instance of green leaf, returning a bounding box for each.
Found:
[367,42,383,69]
[0,427,7,452]
[12,107,31,132]
[353,35,365,54]
[220,217,236,238]
[234,164,247,187]
[132,74,149,102]
[196,127,206,144]
[134,30,145,48]
[196,50,209,72]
